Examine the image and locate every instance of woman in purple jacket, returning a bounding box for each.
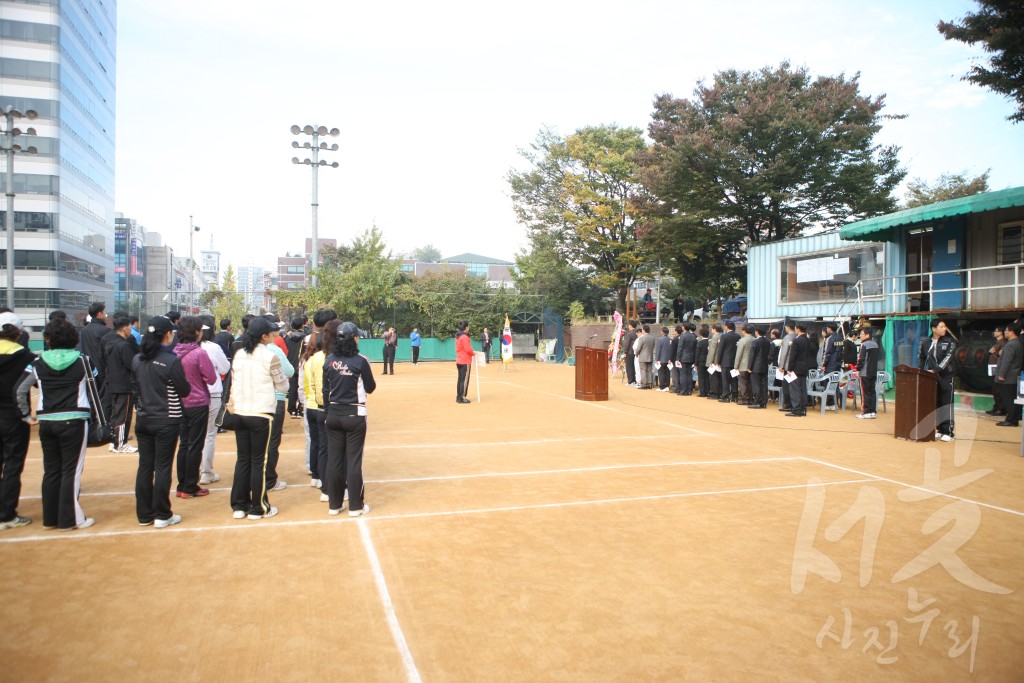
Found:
[173,316,217,498]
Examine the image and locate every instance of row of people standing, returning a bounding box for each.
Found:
[621,319,881,417]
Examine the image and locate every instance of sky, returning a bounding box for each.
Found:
[114,0,1024,274]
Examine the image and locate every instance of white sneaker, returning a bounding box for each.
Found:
[856,413,876,419]
[320,493,329,502]
[268,481,287,492]
[110,443,138,453]
[199,473,220,485]
[348,504,370,518]
[310,478,321,488]
[155,514,182,529]
[247,506,278,520]
[73,517,95,530]
[328,508,342,516]
[938,434,953,442]
[232,510,246,519]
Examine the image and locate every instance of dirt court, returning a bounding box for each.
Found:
[1,359,1022,682]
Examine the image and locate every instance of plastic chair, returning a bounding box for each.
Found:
[839,370,860,411]
[807,371,842,415]
[767,364,781,403]
[876,371,891,414]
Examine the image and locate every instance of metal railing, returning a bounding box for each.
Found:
[851,262,1024,315]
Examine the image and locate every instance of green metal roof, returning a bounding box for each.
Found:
[839,186,1024,242]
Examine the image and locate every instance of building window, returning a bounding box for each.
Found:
[779,244,885,304]
[997,222,1024,265]
[285,266,305,274]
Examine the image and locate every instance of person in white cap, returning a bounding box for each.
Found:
[0,312,35,529]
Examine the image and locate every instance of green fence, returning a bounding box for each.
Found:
[358,338,499,362]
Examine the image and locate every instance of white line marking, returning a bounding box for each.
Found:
[18,457,803,499]
[800,457,1024,518]
[498,381,716,436]
[358,519,423,683]
[0,478,873,544]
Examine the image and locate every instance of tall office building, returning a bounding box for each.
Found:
[0,0,117,326]
[113,214,146,312]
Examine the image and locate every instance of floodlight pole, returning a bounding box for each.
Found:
[291,125,340,288]
[2,106,38,310]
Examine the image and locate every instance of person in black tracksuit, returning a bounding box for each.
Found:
[103,316,139,453]
[132,316,191,527]
[0,313,35,528]
[15,319,95,530]
[322,322,376,517]
[919,319,958,440]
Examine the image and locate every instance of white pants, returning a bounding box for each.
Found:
[200,393,223,478]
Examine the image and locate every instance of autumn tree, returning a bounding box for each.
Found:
[939,1,1024,123]
[200,264,247,329]
[904,169,991,208]
[508,125,655,313]
[394,270,523,339]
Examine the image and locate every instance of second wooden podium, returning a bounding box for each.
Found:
[574,346,608,401]
[894,365,939,441]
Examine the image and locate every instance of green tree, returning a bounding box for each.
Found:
[411,244,442,263]
[200,264,247,330]
[904,169,991,208]
[641,62,905,293]
[644,62,905,244]
[939,1,1024,123]
[508,125,655,313]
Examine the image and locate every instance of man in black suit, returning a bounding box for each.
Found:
[785,322,816,416]
[623,321,638,386]
[748,326,770,409]
[695,325,710,397]
[715,321,740,402]
[676,322,697,395]
[668,326,681,393]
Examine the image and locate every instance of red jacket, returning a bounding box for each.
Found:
[455,332,474,364]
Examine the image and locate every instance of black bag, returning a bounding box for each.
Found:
[81,357,112,447]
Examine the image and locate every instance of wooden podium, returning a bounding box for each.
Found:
[894,365,938,441]
[575,346,608,401]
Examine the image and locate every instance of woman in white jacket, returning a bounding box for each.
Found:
[228,317,289,520]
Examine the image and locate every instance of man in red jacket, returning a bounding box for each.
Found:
[455,320,474,404]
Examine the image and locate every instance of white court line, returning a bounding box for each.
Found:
[498,381,716,437]
[18,457,803,500]
[358,519,423,683]
[0,478,873,544]
[800,457,1024,518]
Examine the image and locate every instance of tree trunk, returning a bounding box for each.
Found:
[616,286,628,316]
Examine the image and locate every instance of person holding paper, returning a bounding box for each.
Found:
[695,325,710,397]
[706,324,722,399]
[734,325,754,405]
[716,322,740,403]
[669,326,682,393]
[655,327,672,392]
[785,322,815,417]
[677,323,697,396]
[777,323,797,411]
